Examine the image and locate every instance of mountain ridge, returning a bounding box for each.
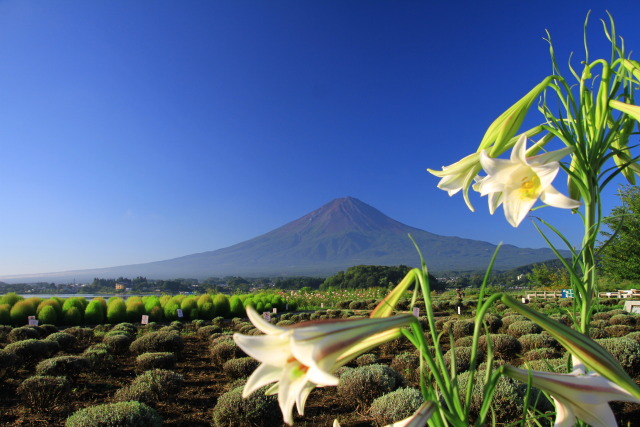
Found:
[0,197,563,282]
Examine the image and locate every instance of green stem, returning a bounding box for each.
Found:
[579,185,598,335]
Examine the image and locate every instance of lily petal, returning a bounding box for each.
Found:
[504,364,640,427]
[540,185,582,209]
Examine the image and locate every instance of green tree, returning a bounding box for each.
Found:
[598,185,640,282]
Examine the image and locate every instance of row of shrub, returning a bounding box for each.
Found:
[0,291,297,326]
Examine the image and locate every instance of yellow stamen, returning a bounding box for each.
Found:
[519,174,540,199]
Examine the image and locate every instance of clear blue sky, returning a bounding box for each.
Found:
[1,1,639,277]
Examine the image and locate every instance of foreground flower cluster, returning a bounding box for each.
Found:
[232,12,640,427]
[233,306,415,425]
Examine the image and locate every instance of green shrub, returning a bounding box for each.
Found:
[197,325,222,339]
[65,327,95,347]
[608,314,635,326]
[483,314,503,333]
[478,334,521,360]
[388,353,420,386]
[130,331,184,355]
[180,297,198,319]
[136,352,177,372]
[275,318,296,327]
[355,353,379,367]
[238,323,254,334]
[36,355,90,378]
[103,334,133,354]
[8,325,40,342]
[198,302,215,320]
[456,369,552,424]
[0,304,11,325]
[64,306,83,326]
[66,401,162,426]
[62,297,85,314]
[451,319,475,340]
[454,336,474,347]
[126,299,146,323]
[507,320,542,338]
[0,292,23,306]
[163,302,180,321]
[197,294,213,310]
[229,295,244,317]
[518,358,566,372]
[210,338,245,367]
[592,311,615,321]
[3,339,54,367]
[212,385,281,427]
[379,337,406,356]
[369,387,423,426]
[9,300,36,326]
[18,375,70,413]
[38,323,58,336]
[338,364,405,408]
[604,324,634,337]
[595,337,640,378]
[111,322,137,336]
[191,319,205,329]
[0,350,17,380]
[107,298,127,324]
[444,346,484,373]
[84,300,105,324]
[83,345,116,370]
[500,315,528,329]
[624,331,640,344]
[213,294,231,318]
[37,305,59,325]
[114,369,183,404]
[222,356,260,379]
[522,347,562,361]
[518,333,560,352]
[44,332,77,351]
[589,327,610,339]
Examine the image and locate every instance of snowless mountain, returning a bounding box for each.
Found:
[1,197,562,282]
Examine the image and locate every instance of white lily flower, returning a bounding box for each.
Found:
[428,152,482,197]
[428,152,483,211]
[504,362,640,427]
[475,134,580,227]
[234,306,415,425]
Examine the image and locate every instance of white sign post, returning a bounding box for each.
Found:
[177,309,184,318]
[141,315,149,325]
[412,307,420,318]
[27,316,38,326]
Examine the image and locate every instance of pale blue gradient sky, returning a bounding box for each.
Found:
[1,1,639,276]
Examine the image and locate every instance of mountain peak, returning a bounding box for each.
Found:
[290,196,407,235]
[0,197,563,282]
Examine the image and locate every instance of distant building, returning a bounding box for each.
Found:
[115,283,126,290]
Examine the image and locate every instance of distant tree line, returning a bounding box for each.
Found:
[321,265,445,291]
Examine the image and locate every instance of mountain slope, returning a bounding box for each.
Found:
[0,197,563,282]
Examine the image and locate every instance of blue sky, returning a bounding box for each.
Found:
[1,1,640,277]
